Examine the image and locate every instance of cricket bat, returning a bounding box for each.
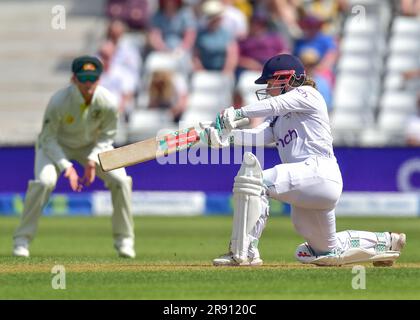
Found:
[98,118,250,171]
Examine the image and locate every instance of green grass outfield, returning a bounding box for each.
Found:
[0,215,420,299]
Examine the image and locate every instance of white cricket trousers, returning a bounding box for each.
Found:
[14,145,134,243]
[263,156,343,254]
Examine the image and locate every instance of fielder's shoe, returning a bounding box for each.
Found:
[13,238,30,258]
[114,237,136,258]
[373,232,406,267]
[213,252,263,266]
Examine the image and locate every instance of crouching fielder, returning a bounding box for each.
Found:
[208,54,406,267]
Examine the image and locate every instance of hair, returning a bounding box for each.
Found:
[302,77,317,89]
[289,75,317,89]
[148,70,174,107]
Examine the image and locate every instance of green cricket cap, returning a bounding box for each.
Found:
[71,55,103,82]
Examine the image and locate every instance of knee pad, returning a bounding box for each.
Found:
[230,152,268,263]
[33,179,55,191]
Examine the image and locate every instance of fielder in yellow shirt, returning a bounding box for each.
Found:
[13,56,135,258]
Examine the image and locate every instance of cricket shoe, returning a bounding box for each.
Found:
[114,237,136,259]
[373,232,406,267]
[13,237,30,258]
[212,252,263,266]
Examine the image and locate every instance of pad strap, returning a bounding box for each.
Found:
[348,230,360,248]
[375,232,388,253]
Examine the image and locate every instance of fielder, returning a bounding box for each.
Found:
[206,54,406,266]
[13,56,135,258]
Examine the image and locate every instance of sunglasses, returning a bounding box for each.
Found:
[76,74,99,83]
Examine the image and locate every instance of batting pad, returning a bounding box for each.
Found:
[230,152,267,263]
[295,242,401,266]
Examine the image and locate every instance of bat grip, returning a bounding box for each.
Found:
[199,117,250,130]
[231,117,250,129]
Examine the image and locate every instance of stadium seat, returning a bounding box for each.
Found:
[380,91,418,113]
[388,36,420,54]
[337,54,382,74]
[242,92,259,106]
[343,16,381,36]
[180,110,216,129]
[127,109,175,141]
[332,87,368,112]
[236,70,263,96]
[191,71,234,91]
[187,91,230,112]
[391,16,420,36]
[377,111,411,132]
[383,72,420,91]
[330,111,370,132]
[386,54,420,73]
[340,36,379,55]
[359,128,390,147]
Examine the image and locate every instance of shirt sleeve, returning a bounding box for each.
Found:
[241,87,318,118]
[87,106,118,162]
[231,118,275,146]
[38,97,72,172]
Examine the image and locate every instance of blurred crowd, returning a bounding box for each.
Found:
[95,0,419,145]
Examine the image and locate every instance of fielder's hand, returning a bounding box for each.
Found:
[64,166,83,192]
[81,160,96,187]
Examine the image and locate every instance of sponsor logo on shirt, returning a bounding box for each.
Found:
[277,129,298,148]
[296,87,308,98]
[64,114,74,124]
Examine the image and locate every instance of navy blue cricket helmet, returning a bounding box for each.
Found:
[255,54,306,100]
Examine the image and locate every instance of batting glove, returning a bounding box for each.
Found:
[201,127,231,149]
[219,107,245,132]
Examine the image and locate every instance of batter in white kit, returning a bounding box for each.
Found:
[206,54,406,266]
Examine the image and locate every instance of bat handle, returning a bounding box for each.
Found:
[199,117,250,130]
[231,117,250,129]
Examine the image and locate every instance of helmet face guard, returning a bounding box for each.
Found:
[255,70,305,101]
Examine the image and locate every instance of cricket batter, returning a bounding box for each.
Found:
[13,56,135,258]
[207,54,406,266]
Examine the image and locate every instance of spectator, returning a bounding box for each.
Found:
[403,69,420,82]
[299,47,333,113]
[148,0,197,53]
[302,0,349,35]
[106,0,150,30]
[253,0,303,44]
[106,19,141,90]
[220,0,249,40]
[400,0,420,16]
[237,11,289,76]
[294,14,338,85]
[193,0,239,75]
[147,70,188,123]
[98,41,137,122]
[233,0,253,20]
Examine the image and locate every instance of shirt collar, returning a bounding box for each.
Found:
[71,83,98,107]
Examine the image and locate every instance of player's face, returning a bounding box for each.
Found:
[266,79,283,97]
[73,75,100,98]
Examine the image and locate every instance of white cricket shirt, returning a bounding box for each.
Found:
[235,85,335,164]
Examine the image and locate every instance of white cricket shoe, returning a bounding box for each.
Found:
[114,237,136,258]
[373,232,406,267]
[213,252,263,266]
[13,238,30,258]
